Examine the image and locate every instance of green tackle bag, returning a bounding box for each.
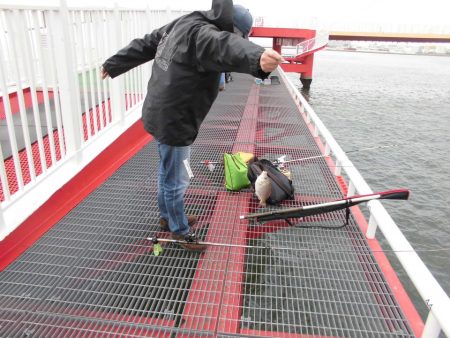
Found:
[224,153,251,191]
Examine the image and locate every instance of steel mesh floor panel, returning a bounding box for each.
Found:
[241,227,406,337]
[0,72,414,337]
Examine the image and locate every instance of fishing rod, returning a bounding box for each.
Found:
[147,189,410,255]
[146,236,450,254]
[273,144,399,166]
[148,236,251,250]
[241,189,410,225]
[201,144,398,171]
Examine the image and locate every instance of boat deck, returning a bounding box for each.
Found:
[0,72,415,337]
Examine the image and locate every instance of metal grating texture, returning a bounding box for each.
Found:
[0,72,415,337]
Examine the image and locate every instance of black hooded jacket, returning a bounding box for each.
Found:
[102,0,268,146]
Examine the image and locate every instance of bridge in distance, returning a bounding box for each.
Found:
[329,31,450,43]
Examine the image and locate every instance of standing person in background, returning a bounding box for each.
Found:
[225,72,232,83]
[100,0,283,252]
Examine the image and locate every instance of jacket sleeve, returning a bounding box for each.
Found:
[102,28,163,78]
[195,26,270,79]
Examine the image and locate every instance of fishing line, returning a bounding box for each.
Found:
[278,143,399,165]
[189,162,368,170]
[147,237,450,254]
[199,143,400,171]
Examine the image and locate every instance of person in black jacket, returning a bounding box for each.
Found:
[101,0,283,251]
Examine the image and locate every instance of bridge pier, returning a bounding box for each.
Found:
[300,76,312,90]
[299,52,314,90]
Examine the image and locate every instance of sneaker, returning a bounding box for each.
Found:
[171,231,207,252]
[159,215,197,232]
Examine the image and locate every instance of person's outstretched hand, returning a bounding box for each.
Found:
[100,67,109,80]
[260,49,285,73]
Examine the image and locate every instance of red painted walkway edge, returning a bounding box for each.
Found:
[0,120,152,271]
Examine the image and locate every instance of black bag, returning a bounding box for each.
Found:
[248,158,295,205]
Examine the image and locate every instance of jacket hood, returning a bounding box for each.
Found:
[201,0,234,32]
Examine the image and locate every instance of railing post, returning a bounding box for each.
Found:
[305,109,310,123]
[366,209,377,239]
[51,0,83,158]
[109,3,125,124]
[313,123,319,137]
[0,207,6,238]
[0,143,10,202]
[0,103,9,231]
[422,311,441,338]
[166,6,172,21]
[145,5,152,32]
[298,101,304,114]
[324,142,331,157]
[144,6,153,88]
[347,180,356,197]
[334,159,342,176]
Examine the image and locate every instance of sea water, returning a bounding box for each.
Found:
[287,50,450,317]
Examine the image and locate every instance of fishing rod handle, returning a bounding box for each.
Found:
[378,189,410,200]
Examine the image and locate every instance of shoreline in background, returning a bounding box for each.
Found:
[325,47,450,57]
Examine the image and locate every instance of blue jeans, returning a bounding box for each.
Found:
[219,73,225,87]
[157,142,191,235]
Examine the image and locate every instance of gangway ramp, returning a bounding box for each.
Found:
[0,72,420,337]
[284,31,329,62]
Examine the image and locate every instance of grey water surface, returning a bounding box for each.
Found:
[287,50,450,318]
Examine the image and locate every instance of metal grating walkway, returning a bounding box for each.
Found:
[0,72,414,337]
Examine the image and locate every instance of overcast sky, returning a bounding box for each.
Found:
[2,0,450,33]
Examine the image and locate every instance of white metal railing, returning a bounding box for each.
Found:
[0,2,188,240]
[278,68,450,338]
